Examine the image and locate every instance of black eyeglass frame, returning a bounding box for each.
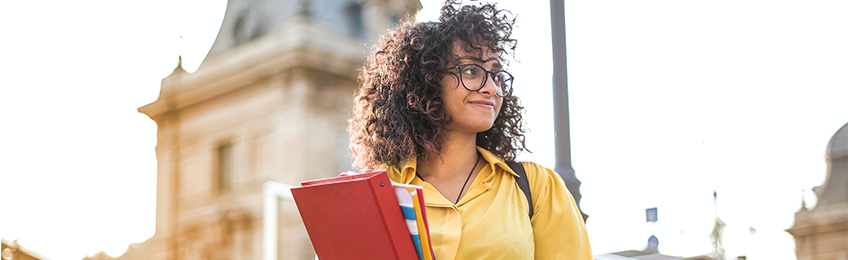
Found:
[447,64,514,97]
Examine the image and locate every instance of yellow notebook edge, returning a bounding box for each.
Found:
[409,187,434,260]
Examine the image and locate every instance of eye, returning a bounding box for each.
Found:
[460,66,481,77]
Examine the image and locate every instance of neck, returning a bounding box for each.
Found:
[417,131,479,179]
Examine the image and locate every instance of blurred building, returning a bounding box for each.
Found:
[81,239,150,260]
[787,122,848,260]
[1,238,49,260]
[138,0,420,259]
[594,250,714,260]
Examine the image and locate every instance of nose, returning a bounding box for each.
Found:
[477,72,500,96]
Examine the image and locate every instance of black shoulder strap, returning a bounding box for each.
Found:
[507,161,533,219]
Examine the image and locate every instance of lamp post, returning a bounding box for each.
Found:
[550,0,587,222]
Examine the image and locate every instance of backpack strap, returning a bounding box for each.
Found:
[506,161,533,219]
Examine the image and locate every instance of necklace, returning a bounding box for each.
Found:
[418,152,481,204]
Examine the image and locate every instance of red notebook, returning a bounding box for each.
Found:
[291,170,419,260]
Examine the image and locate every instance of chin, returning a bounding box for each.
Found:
[473,123,496,133]
[450,117,497,133]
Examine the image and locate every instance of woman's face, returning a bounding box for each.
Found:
[439,42,504,134]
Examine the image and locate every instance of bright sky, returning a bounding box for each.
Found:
[1,0,846,259]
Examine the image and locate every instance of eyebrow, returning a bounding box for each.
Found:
[458,55,503,70]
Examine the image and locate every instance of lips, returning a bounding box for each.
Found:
[468,100,495,110]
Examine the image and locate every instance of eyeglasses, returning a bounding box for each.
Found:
[448,64,514,97]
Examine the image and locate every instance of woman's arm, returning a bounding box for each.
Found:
[524,162,593,260]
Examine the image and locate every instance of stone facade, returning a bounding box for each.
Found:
[788,122,848,260]
[138,1,420,259]
[2,238,49,260]
[81,239,150,260]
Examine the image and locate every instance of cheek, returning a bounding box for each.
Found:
[439,76,462,106]
[439,75,460,92]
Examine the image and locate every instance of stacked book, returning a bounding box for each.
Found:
[292,170,435,260]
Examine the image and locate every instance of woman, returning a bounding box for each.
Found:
[348,1,592,259]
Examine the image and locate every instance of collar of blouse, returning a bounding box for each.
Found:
[389,146,519,185]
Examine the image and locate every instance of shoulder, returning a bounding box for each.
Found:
[517,162,566,188]
[515,161,575,206]
[380,159,417,184]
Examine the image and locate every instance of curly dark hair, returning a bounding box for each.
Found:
[348,0,528,170]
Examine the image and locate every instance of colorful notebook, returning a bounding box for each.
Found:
[394,186,422,260]
[393,184,435,260]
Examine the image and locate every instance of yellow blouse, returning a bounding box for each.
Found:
[381,147,592,260]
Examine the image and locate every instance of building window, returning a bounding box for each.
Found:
[216,142,235,193]
[233,14,247,46]
[389,13,399,27]
[346,2,364,38]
